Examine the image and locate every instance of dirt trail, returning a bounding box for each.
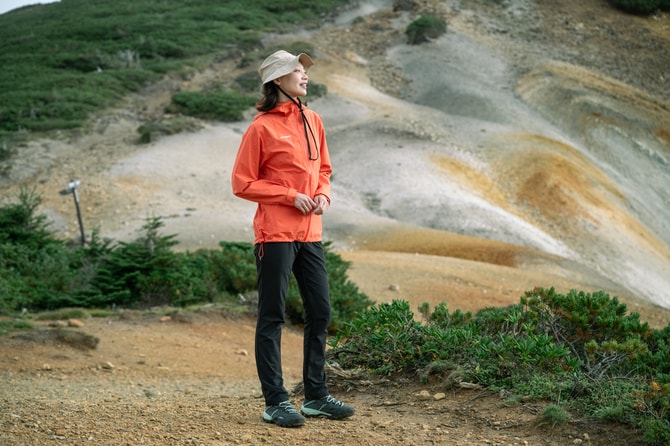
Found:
[0,314,646,446]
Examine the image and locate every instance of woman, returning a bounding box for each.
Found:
[231,50,355,428]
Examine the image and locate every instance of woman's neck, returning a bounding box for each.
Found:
[277,91,295,103]
[276,86,302,107]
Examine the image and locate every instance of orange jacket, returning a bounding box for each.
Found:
[231,100,332,244]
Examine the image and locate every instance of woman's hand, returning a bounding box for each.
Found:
[294,193,329,215]
[313,194,329,216]
[294,193,316,215]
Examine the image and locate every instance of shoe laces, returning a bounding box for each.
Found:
[278,401,299,413]
[325,395,344,406]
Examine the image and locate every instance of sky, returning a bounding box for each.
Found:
[0,0,60,15]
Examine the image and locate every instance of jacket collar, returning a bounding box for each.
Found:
[269,99,304,116]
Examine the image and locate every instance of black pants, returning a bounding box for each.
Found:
[254,241,331,406]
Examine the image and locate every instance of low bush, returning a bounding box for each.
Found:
[405,14,447,45]
[607,0,663,14]
[136,117,203,143]
[329,288,670,444]
[542,404,571,427]
[75,217,212,309]
[169,90,257,121]
[0,189,84,313]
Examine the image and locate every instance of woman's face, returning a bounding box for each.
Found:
[274,63,309,98]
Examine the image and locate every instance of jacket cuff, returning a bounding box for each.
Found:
[315,193,330,204]
[286,188,298,204]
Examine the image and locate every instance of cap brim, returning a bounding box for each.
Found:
[298,53,314,70]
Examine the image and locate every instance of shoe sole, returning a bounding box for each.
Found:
[263,415,305,427]
[301,408,354,420]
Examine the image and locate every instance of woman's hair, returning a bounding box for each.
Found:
[256,82,279,112]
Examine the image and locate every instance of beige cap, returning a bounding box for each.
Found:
[259,50,314,84]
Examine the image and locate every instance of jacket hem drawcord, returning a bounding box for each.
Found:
[257,241,265,260]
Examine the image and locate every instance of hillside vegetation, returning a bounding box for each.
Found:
[0,0,347,153]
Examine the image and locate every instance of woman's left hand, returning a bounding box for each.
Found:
[313,195,329,215]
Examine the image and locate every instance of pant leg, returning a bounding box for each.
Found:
[254,242,295,406]
[292,241,331,401]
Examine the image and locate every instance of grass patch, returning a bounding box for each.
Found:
[0,319,33,336]
[33,307,91,321]
[541,404,571,427]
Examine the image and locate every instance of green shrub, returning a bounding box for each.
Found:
[0,189,85,313]
[209,242,258,294]
[330,289,670,442]
[136,117,203,143]
[235,71,264,93]
[405,14,447,45]
[607,0,662,14]
[0,189,56,249]
[642,418,670,444]
[330,300,428,375]
[541,404,570,426]
[521,287,650,379]
[307,82,328,99]
[79,217,211,309]
[169,90,257,121]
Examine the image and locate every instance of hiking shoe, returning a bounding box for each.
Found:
[263,401,305,427]
[301,395,355,419]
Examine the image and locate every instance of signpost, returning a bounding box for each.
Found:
[59,179,85,245]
